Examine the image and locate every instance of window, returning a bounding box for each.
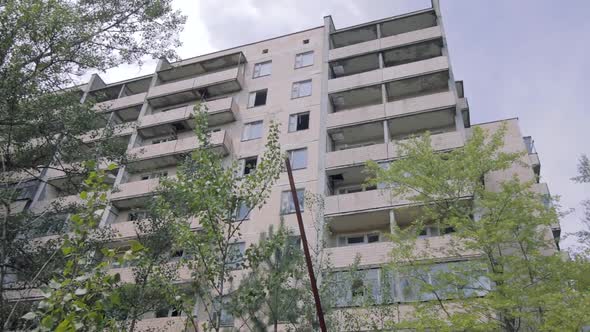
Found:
[241,121,263,141]
[225,242,245,270]
[239,156,258,175]
[302,39,310,44]
[288,148,307,170]
[288,112,310,132]
[128,210,148,221]
[291,80,312,98]
[338,232,380,246]
[280,189,304,215]
[388,261,491,303]
[336,184,377,195]
[253,61,272,78]
[215,297,234,326]
[235,202,250,221]
[169,249,184,261]
[155,307,182,318]
[140,171,168,181]
[332,269,381,307]
[262,49,268,54]
[247,89,268,108]
[151,136,176,144]
[419,225,455,238]
[295,51,314,69]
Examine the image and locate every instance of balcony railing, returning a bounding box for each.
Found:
[326,143,388,169]
[138,96,237,133]
[389,131,464,159]
[328,56,449,94]
[93,92,147,113]
[325,131,463,169]
[325,189,411,216]
[126,130,231,171]
[147,66,244,108]
[110,178,161,202]
[326,235,471,268]
[329,24,442,61]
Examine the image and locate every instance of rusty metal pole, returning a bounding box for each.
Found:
[285,158,327,332]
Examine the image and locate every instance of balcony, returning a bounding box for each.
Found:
[90,77,152,123]
[328,56,448,94]
[111,264,191,284]
[386,91,455,118]
[126,130,231,171]
[94,92,146,114]
[524,136,540,178]
[326,235,462,268]
[31,194,84,213]
[138,97,237,138]
[110,217,199,239]
[326,110,463,168]
[325,189,411,216]
[327,121,386,169]
[329,10,439,60]
[110,178,161,209]
[389,131,463,159]
[80,123,135,143]
[148,52,245,108]
[134,317,187,331]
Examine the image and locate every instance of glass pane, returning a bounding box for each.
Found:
[347,236,365,245]
[299,81,312,97]
[288,114,297,132]
[290,148,307,170]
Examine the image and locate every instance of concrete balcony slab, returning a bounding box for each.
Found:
[329,26,442,61]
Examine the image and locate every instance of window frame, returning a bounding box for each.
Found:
[280,189,305,215]
[239,156,258,176]
[291,79,313,99]
[225,242,246,270]
[235,201,251,221]
[287,147,308,170]
[241,120,263,141]
[294,51,314,69]
[288,111,310,132]
[252,60,272,78]
[247,89,268,108]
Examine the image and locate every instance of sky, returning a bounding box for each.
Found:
[100,0,590,250]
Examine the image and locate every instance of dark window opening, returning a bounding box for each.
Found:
[248,89,268,108]
[289,112,310,132]
[243,157,258,175]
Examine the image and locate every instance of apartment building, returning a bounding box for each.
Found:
[5,0,559,330]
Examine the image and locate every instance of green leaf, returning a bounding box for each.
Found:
[22,312,37,320]
[130,240,144,252]
[80,191,88,199]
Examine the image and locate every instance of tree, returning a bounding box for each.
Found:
[0,0,186,328]
[20,162,143,331]
[362,125,590,331]
[156,106,283,331]
[109,205,185,332]
[572,154,590,252]
[230,222,310,331]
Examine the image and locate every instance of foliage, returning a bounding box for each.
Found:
[571,154,590,253]
[22,162,143,331]
[0,0,186,328]
[363,125,590,331]
[229,222,307,331]
[156,105,283,331]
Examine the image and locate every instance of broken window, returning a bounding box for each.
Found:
[288,112,310,132]
[247,89,268,108]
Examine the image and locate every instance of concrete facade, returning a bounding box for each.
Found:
[5,1,558,330]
